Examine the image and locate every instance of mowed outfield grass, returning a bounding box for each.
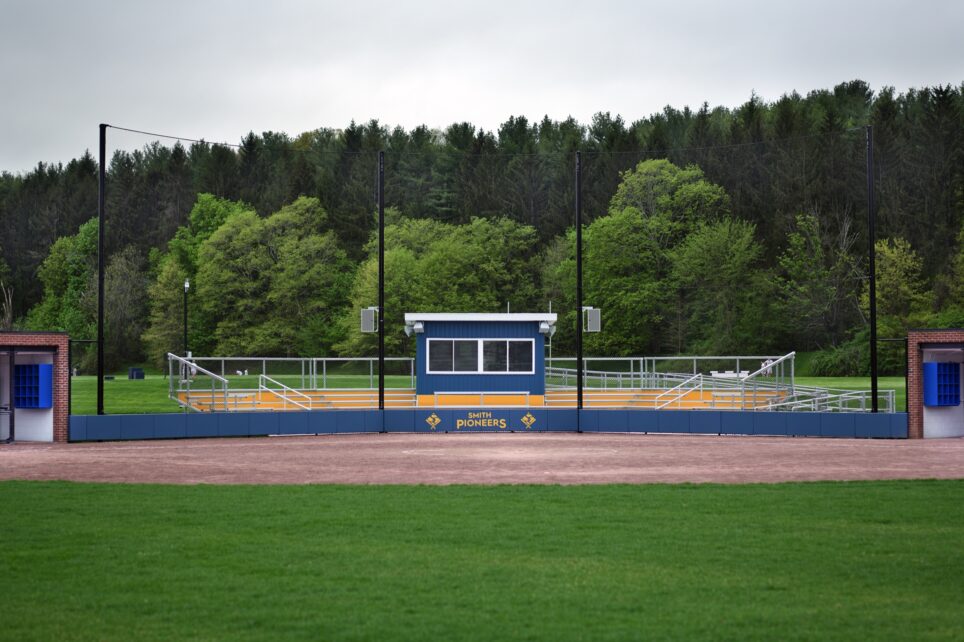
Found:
[0,481,961,640]
[70,374,907,414]
[795,376,906,411]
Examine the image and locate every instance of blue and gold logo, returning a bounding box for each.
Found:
[425,413,441,430]
[521,412,537,429]
[456,411,506,430]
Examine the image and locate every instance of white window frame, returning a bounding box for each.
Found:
[426,338,535,375]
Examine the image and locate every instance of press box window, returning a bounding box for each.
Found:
[428,340,477,372]
[508,341,533,372]
[482,340,533,373]
[428,339,534,374]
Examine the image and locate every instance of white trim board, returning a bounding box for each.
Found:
[405,312,556,324]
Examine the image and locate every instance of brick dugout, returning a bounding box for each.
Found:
[0,331,70,443]
[907,329,964,439]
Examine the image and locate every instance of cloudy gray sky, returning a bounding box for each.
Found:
[2,0,961,173]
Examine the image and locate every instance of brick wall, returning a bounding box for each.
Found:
[907,329,964,439]
[0,332,70,442]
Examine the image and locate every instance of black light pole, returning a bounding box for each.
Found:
[866,125,879,412]
[377,151,385,420]
[97,124,106,416]
[575,151,583,431]
[183,278,190,355]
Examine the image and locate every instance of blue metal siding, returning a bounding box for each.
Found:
[70,410,907,441]
[416,321,546,395]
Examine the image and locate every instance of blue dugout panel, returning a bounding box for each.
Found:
[923,362,961,407]
[13,363,53,409]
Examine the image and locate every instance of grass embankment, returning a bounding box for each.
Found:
[0,481,960,640]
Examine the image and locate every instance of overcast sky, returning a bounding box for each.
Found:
[1,0,961,173]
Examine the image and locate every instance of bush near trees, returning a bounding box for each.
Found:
[336,214,541,357]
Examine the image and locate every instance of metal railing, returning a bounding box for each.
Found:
[545,358,893,413]
[259,375,312,410]
[546,353,794,390]
[307,390,417,408]
[654,373,703,409]
[167,353,229,412]
[432,391,530,408]
[187,356,416,390]
[761,387,895,413]
[169,351,893,414]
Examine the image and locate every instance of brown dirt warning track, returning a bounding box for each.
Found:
[1,433,962,484]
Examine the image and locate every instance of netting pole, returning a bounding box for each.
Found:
[67,341,72,416]
[575,151,583,431]
[866,125,878,412]
[97,123,106,416]
[378,150,386,428]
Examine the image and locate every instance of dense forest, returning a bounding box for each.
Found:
[1,80,961,375]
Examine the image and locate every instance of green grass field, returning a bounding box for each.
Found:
[69,374,417,415]
[70,374,907,414]
[0,480,960,640]
[795,376,906,411]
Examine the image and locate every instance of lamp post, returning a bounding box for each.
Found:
[183,278,190,356]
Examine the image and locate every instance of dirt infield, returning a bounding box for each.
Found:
[1,433,962,484]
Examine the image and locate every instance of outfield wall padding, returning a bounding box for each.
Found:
[69,409,908,441]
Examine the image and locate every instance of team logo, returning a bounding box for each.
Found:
[521,412,537,429]
[425,413,442,431]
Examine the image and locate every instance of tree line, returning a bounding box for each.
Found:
[1,80,961,374]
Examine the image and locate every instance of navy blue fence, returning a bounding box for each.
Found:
[70,408,908,441]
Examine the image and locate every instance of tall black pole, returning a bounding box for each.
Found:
[183,284,189,355]
[67,341,72,416]
[377,151,385,416]
[97,124,106,416]
[866,125,878,412]
[575,151,583,430]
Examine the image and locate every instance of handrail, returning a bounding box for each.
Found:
[433,391,530,407]
[193,356,414,361]
[547,355,788,363]
[168,353,228,384]
[259,375,311,410]
[654,373,702,409]
[168,353,229,412]
[763,388,895,413]
[740,351,796,382]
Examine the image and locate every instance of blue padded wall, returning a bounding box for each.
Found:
[69,409,908,441]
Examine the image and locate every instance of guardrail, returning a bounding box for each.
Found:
[546,354,792,387]
[761,387,895,413]
[432,391,531,407]
[545,363,894,413]
[167,353,229,412]
[545,367,687,390]
[169,352,892,414]
[259,375,312,410]
[187,356,416,389]
[654,373,703,409]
